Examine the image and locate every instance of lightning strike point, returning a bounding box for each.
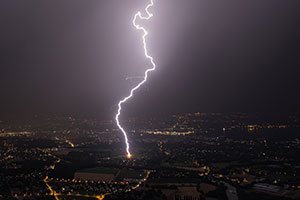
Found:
[115,0,156,157]
[126,153,132,159]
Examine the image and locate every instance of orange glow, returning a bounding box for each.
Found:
[126,154,132,159]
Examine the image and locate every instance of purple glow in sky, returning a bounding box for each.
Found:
[0,0,299,118]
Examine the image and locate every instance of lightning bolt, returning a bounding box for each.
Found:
[115,0,156,158]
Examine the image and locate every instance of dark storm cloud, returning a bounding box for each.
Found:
[0,0,299,118]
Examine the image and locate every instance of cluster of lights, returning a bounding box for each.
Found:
[147,130,195,136]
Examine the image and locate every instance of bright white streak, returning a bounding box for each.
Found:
[115,0,156,158]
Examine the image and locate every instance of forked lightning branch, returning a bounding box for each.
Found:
[115,0,156,158]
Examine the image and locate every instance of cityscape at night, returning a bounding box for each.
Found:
[1,0,300,199]
[0,113,300,199]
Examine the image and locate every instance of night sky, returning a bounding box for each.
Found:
[1,0,300,118]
